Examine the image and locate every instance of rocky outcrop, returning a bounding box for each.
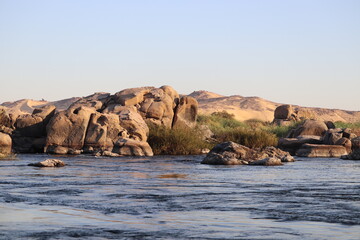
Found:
[28,159,66,167]
[273,105,299,126]
[296,144,348,158]
[201,141,294,165]
[172,96,198,128]
[3,86,198,156]
[0,132,12,156]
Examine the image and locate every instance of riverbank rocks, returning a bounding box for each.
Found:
[28,159,66,167]
[296,144,348,158]
[201,141,293,165]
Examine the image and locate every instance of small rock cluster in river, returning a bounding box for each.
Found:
[201,141,294,166]
[0,86,198,157]
[278,119,358,158]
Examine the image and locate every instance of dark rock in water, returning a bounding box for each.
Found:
[28,159,66,167]
[201,141,294,165]
[250,157,283,166]
[296,144,348,158]
[351,137,360,150]
[201,141,252,165]
[343,149,360,160]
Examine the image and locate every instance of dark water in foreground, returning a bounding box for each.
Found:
[0,154,359,240]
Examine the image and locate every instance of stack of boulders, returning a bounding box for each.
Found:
[0,85,199,157]
[201,141,294,166]
[278,119,358,158]
[273,104,316,126]
[272,105,299,126]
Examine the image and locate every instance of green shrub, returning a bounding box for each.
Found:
[197,113,246,132]
[334,121,360,136]
[147,124,210,155]
[213,127,278,149]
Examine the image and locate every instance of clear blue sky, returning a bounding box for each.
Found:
[1,0,359,110]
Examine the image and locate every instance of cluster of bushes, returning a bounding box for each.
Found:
[148,111,360,155]
[147,123,211,155]
[148,111,300,155]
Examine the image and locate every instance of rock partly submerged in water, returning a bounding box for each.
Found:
[201,141,294,166]
[28,159,66,167]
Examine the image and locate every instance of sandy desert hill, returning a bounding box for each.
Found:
[189,90,360,123]
[1,90,360,123]
[1,97,80,117]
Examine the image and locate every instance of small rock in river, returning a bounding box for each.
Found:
[28,159,66,167]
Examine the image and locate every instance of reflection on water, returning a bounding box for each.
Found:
[0,154,359,239]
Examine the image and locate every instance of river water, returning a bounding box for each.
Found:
[0,154,359,240]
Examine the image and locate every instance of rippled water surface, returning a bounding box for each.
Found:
[0,154,359,239]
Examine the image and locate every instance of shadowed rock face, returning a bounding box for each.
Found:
[172,96,198,129]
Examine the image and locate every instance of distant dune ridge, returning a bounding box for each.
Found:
[1,90,360,123]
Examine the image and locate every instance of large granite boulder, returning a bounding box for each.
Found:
[296,144,348,158]
[0,107,13,134]
[274,105,294,120]
[84,112,124,151]
[289,120,328,138]
[278,135,323,155]
[172,96,198,128]
[113,138,153,156]
[118,106,149,141]
[0,132,12,156]
[201,141,294,165]
[45,106,96,153]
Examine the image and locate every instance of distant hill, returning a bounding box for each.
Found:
[189,90,360,123]
[2,90,360,123]
[1,97,80,117]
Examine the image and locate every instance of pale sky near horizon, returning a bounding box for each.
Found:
[0,0,359,110]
